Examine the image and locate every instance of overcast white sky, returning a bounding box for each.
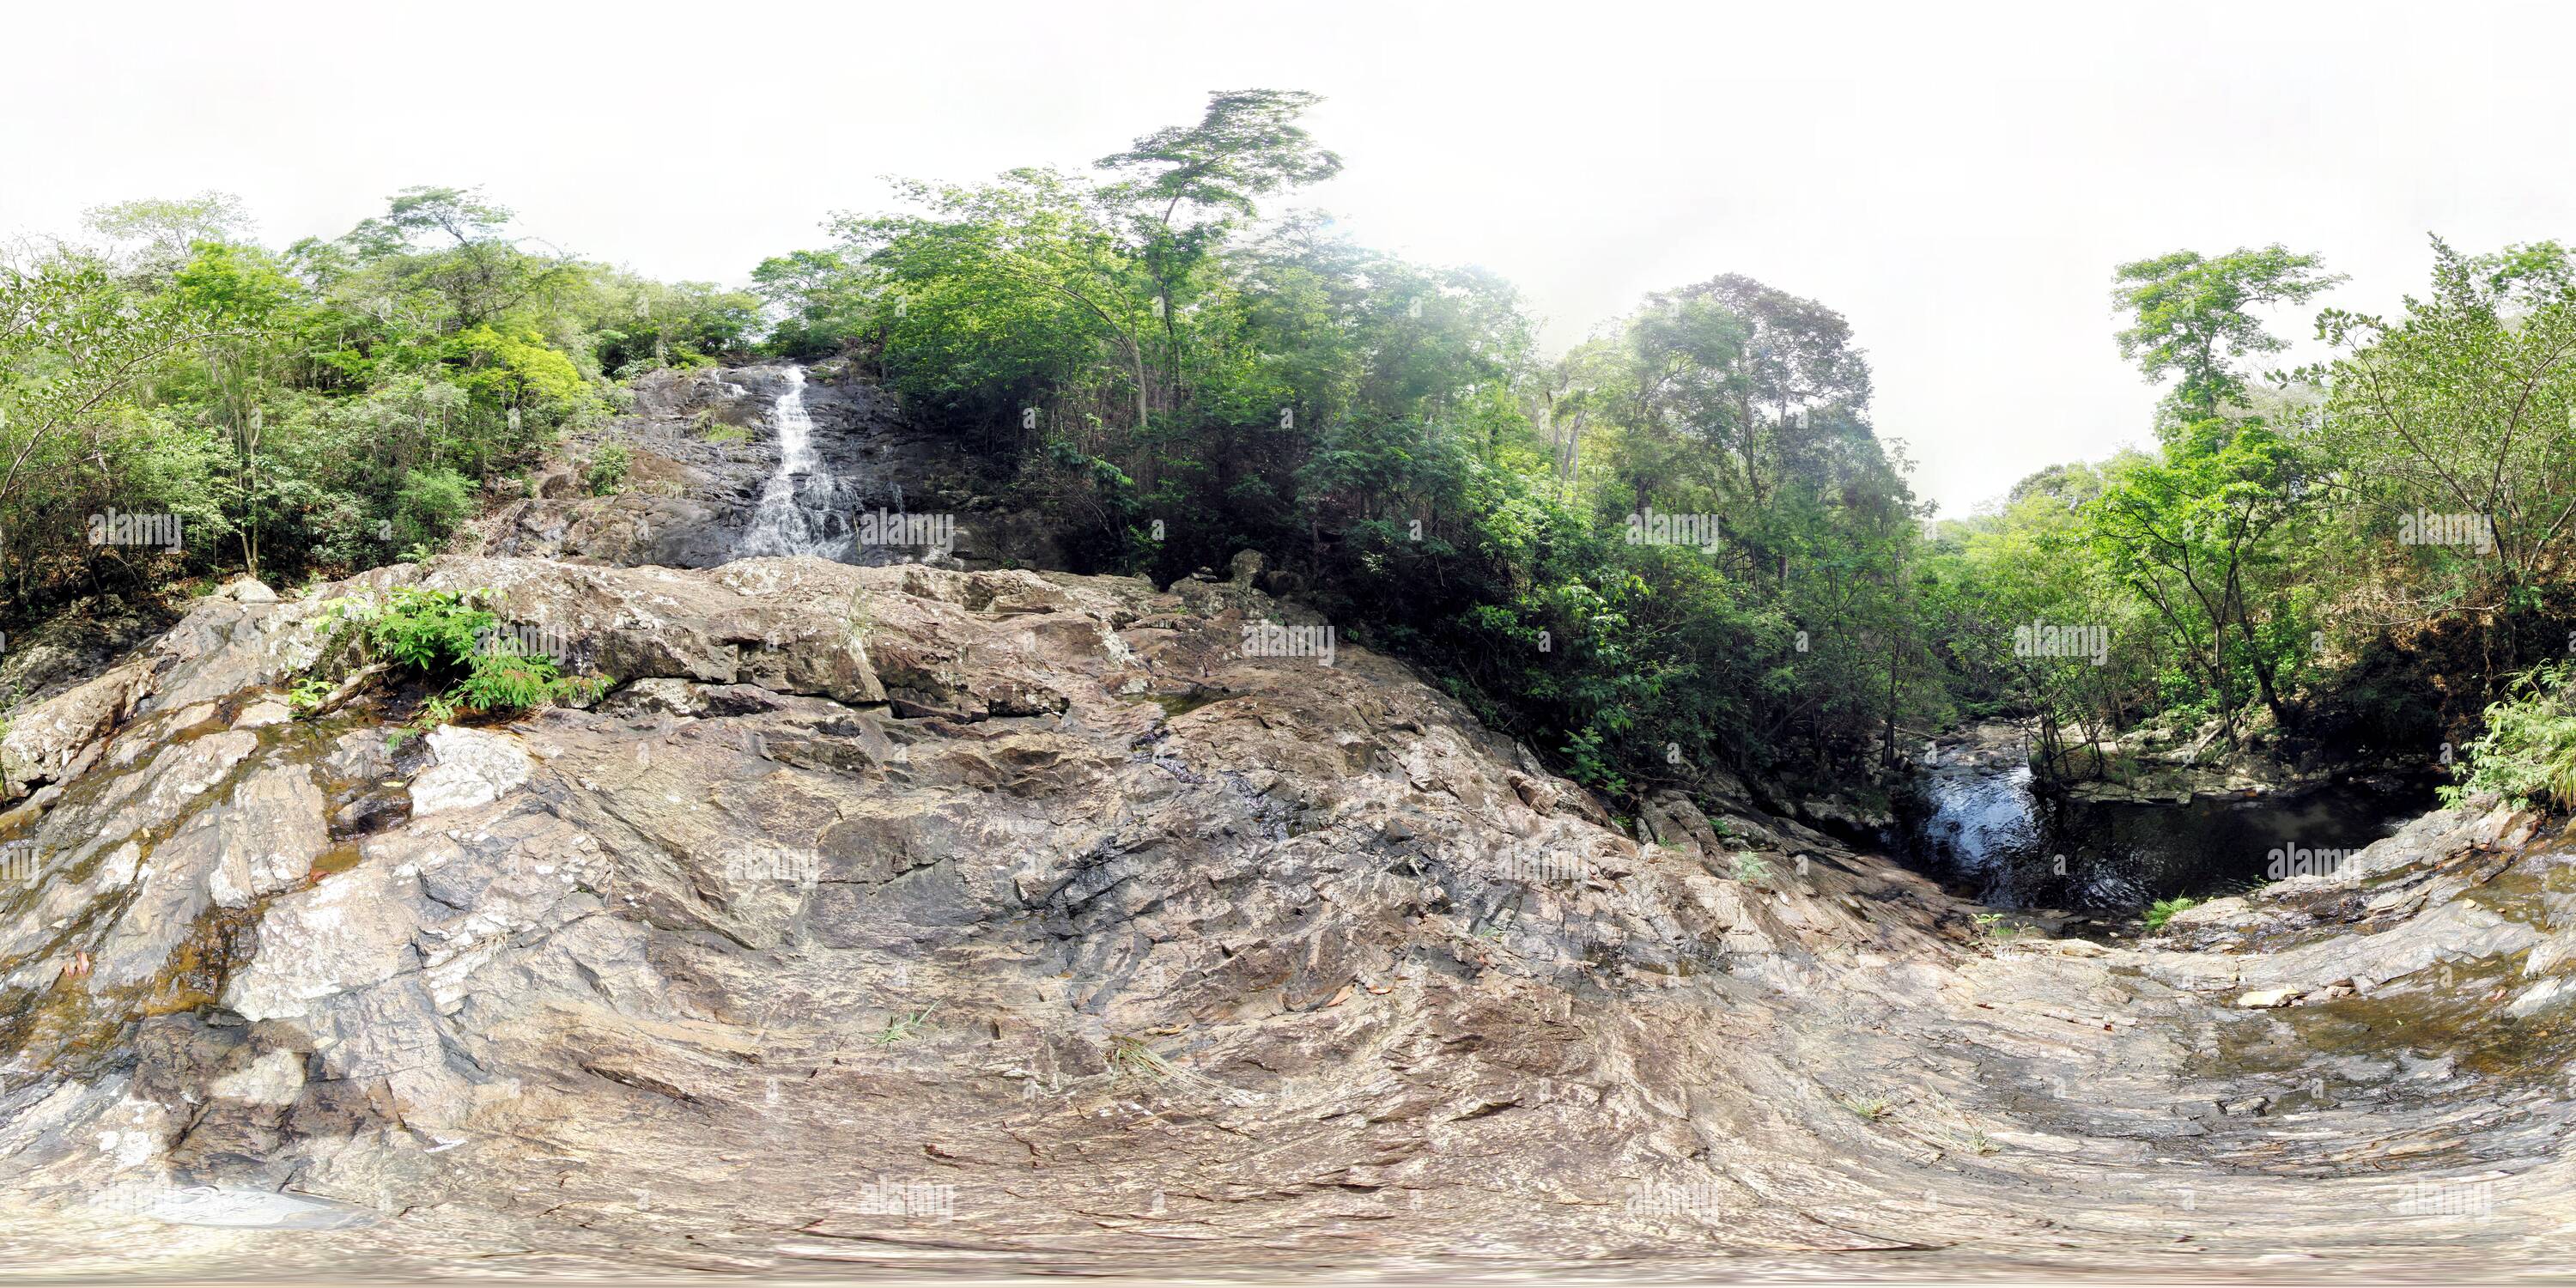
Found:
[6,0,2569,514]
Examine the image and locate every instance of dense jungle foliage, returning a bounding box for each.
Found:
[10,90,2576,806]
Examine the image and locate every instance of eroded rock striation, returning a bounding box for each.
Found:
[0,555,2571,1278]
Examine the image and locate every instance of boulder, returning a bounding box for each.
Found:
[1228,549,1265,586]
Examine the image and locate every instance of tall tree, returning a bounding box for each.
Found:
[2319,238,2576,611]
[82,191,255,278]
[2112,245,2342,425]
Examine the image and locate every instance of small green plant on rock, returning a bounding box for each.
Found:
[285,676,337,715]
[2142,896,2197,933]
[1972,910,2025,942]
[1107,1034,1176,1081]
[1843,1096,1893,1121]
[1730,850,1773,884]
[873,1005,936,1046]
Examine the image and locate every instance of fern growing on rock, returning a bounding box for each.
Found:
[305,586,605,744]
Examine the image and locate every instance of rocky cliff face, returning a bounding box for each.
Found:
[3,423,2575,1275]
[471,363,1065,573]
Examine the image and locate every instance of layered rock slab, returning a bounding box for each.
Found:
[0,556,2567,1278]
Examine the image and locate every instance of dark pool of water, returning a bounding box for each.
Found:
[1891,757,2439,914]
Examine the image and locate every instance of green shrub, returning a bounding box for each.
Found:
[394,466,475,550]
[583,443,632,495]
[314,586,605,742]
[286,676,336,714]
[344,585,492,671]
[1562,726,1627,796]
[2445,662,2576,811]
[456,647,589,712]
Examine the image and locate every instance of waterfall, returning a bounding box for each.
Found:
[734,368,850,559]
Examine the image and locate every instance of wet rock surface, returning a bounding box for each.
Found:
[0,555,2569,1280]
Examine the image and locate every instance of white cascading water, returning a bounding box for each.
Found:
[735,368,850,559]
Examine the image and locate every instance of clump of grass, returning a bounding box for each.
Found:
[1103,1034,1261,1107]
[2142,896,2197,933]
[1107,1034,1177,1081]
[692,407,751,445]
[1843,1096,1893,1121]
[1958,1129,2002,1156]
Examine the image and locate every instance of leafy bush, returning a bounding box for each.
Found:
[582,443,631,495]
[286,676,337,714]
[447,324,592,417]
[2445,662,2576,810]
[455,647,586,712]
[393,466,474,552]
[342,585,490,670]
[314,586,605,742]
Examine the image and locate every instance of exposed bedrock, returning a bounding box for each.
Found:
[0,556,2567,1277]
